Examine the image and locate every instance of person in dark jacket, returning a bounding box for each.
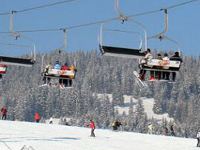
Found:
[155,53,162,80]
[162,53,170,80]
[1,106,7,120]
[170,125,175,136]
[170,51,183,81]
[112,120,122,130]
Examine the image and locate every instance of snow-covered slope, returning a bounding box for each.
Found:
[0,120,197,150]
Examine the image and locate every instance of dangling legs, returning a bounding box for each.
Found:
[172,72,176,81]
[139,69,146,81]
[69,79,72,87]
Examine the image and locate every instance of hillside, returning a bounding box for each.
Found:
[97,94,173,121]
[1,50,200,137]
[0,120,197,150]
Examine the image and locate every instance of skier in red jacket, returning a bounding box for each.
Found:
[89,119,95,137]
[1,106,7,120]
[34,112,41,123]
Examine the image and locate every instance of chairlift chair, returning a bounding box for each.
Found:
[41,53,77,89]
[99,0,148,59]
[0,64,7,79]
[139,8,183,82]
[0,42,36,67]
[99,23,146,59]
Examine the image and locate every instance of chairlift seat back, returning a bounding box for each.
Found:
[142,59,181,71]
[0,56,34,67]
[100,45,145,59]
[45,68,76,79]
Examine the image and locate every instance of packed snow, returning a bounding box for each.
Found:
[0,120,197,150]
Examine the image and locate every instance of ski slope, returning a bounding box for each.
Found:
[0,120,197,150]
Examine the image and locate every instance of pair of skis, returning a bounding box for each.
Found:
[133,71,176,89]
[133,71,148,88]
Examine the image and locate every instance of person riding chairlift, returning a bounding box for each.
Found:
[43,63,52,84]
[139,49,153,80]
[54,60,61,70]
[162,53,170,80]
[60,63,69,87]
[154,53,162,80]
[170,51,183,81]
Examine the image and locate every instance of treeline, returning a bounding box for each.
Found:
[1,49,200,138]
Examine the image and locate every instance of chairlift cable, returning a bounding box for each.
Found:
[0,42,32,48]
[0,0,199,33]
[163,0,199,10]
[0,0,78,16]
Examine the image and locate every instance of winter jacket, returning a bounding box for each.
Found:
[54,64,61,70]
[89,121,95,129]
[61,65,69,70]
[1,107,7,115]
[34,113,41,121]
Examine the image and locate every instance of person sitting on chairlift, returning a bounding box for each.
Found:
[155,53,162,80]
[54,60,61,70]
[43,63,52,84]
[162,53,170,80]
[60,62,69,87]
[170,51,183,81]
[139,48,152,80]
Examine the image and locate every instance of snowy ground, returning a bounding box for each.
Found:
[0,120,197,150]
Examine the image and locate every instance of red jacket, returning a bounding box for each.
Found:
[1,107,7,115]
[89,121,95,129]
[34,112,41,121]
[61,65,69,70]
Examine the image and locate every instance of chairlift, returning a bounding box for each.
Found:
[41,55,77,89]
[99,0,147,59]
[99,22,147,59]
[40,30,77,89]
[0,40,36,67]
[135,9,183,85]
[0,64,7,79]
[0,11,36,72]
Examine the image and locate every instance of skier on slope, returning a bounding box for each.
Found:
[112,120,122,131]
[1,106,7,120]
[170,125,175,136]
[89,119,95,137]
[197,129,200,147]
[34,112,41,123]
[49,117,53,124]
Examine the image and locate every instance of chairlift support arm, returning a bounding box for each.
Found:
[9,10,20,39]
[115,0,128,23]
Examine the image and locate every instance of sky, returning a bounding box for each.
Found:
[0,0,200,57]
[0,120,196,150]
